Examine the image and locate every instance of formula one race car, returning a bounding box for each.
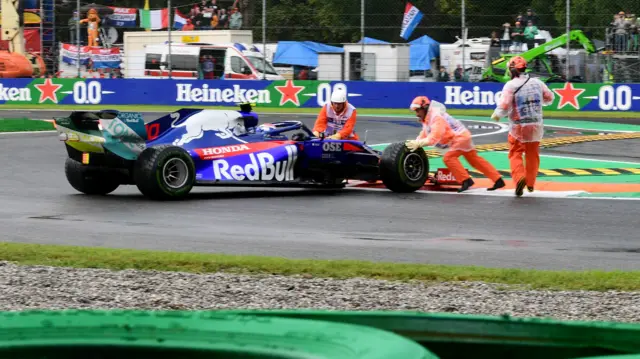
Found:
[53,104,430,200]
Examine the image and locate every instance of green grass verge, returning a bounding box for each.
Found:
[1,242,639,292]
[2,103,640,119]
[0,119,55,132]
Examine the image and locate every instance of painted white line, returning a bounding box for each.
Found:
[0,130,56,135]
[345,186,640,201]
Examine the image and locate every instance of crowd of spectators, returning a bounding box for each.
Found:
[181,0,244,30]
[608,11,639,53]
[489,9,541,55]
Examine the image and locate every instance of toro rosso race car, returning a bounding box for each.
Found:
[53,104,430,200]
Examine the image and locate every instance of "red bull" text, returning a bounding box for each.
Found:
[212,145,298,181]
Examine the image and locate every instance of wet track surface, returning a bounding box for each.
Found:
[1,111,639,271]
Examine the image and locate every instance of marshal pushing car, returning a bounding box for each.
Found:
[53,104,430,200]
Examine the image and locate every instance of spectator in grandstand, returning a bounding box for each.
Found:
[511,21,524,52]
[182,18,195,31]
[525,9,538,25]
[515,13,525,25]
[523,20,538,51]
[211,10,219,29]
[437,66,450,82]
[454,64,463,81]
[218,9,228,29]
[490,31,500,47]
[612,11,629,52]
[630,15,639,52]
[196,0,214,29]
[189,3,199,19]
[501,22,512,53]
[229,7,243,29]
[69,11,80,44]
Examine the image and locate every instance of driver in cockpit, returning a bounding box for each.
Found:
[312,88,359,140]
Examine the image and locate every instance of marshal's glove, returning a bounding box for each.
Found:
[405,139,428,152]
[491,113,501,122]
[328,133,342,140]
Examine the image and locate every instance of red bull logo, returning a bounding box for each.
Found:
[436,168,460,184]
[212,144,298,181]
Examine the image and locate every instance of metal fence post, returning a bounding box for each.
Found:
[361,0,365,80]
[565,0,570,79]
[263,0,266,80]
[168,0,172,79]
[461,0,465,74]
[76,0,80,77]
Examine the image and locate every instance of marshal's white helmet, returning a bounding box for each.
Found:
[330,88,347,103]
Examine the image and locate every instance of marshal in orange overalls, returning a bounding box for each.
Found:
[491,56,555,196]
[406,96,505,192]
[313,88,359,140]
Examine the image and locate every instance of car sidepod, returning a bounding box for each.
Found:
[189,141,300,185]
[296,139,381,183]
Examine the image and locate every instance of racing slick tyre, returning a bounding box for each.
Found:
[64,157,120,195]
[133,145,195,200]
[379,142,429,193]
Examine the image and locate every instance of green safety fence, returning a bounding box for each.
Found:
[1,310,640,358]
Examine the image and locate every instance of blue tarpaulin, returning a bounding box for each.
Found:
[409,35,440,71]
[357,37,389,44]
[24,0,39,8]
[273,41,344,67]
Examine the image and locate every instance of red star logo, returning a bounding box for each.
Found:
[274,80,304,106]
[553,82,585,110]
[34,78,63,103]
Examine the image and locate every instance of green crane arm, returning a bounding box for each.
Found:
[491,29,596,69]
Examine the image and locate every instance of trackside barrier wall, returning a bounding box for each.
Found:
[1,78,640,111]
[2,310,640,358]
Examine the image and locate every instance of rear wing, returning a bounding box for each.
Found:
[54,110,147,160]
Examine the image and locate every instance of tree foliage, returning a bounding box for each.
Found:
[55,0,625,44]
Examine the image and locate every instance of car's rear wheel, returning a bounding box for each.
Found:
[133,145,195,200]
[64,157,120,195]
[379,142,429,193]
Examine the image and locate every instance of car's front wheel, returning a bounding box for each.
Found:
[379,142,429,193]
[133,145,195,200]
[64,157,120,195]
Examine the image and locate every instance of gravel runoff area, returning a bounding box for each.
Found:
[1,261,639,323]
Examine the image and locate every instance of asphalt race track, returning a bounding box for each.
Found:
[1,110,639,271]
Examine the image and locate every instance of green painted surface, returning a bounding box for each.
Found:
[573,192,640,198]
[422,152,640,171]
[418,152,640,184]
[0,119,55,132]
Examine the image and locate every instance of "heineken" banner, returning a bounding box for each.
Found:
[1,78,638,112]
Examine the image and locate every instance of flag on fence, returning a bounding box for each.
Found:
[91,47,122,69]
[400,2,424,40]
[173,9,188,29]
[61,43,91,66]
[139,8,169,30]
[106,7,137,28]
[60,43,121,69]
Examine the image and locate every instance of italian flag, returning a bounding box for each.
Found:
[139,8,169,30]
